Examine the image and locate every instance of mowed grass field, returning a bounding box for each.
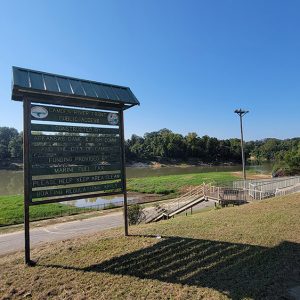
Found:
[0,193,299,299]
[0,171,236,226]
[0,195,84,226]
[127,171,236,195]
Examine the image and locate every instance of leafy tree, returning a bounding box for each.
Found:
[128,204,145,225]
[0,127,18,159]
[0,144,9,159]
[8,133,23,159]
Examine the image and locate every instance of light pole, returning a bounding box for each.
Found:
[234,109,249,180]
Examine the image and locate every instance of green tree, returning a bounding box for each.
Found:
[128,204,144,225]
[8,133,23,159]
[0,127,18,159]
[185,132,199,158]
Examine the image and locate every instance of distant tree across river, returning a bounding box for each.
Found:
[126,129,300,167]
[125,129,244,163]
[0,127,23,160]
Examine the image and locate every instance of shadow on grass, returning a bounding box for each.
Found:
[43,236,300,299]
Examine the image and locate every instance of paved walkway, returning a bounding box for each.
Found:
[0,211,123,256]
[0,200,215,257]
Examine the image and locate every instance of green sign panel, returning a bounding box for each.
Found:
[29,104,124,202]
[32,134,119,144]
[32,173,121,188]
[32,145,120,155]
[32,154,120,164]
[31,105,119,126]
[32,164,121,176]
[31,124,119,135]
[32,182,122,199]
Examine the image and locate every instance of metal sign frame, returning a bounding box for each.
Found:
[23,99,129,265]
[12,67,139,266]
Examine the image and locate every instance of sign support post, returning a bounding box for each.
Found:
[119,109,129,236]
[23,98,32,265]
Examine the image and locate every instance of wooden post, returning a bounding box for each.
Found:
[119,109,128,236]
[23,99,32,265]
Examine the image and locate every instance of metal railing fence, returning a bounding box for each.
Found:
[233,176,300,199]
[275,183,300,197]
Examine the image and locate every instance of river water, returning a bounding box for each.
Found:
[0,163,272,197]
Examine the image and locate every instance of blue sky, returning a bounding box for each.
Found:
[0,0,299,140]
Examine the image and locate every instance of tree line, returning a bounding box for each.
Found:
[125,129,300,165]
[0,127,299,175]
[125,129,246,163]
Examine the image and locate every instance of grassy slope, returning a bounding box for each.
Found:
[0,195,84,226]
[0,193,299,299]
[127,171,236,195]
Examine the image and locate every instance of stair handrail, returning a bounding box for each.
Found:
[176,185,204,209]
[145,184,205,223]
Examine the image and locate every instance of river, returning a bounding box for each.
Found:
[0,163,272,196]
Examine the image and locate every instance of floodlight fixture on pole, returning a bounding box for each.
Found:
[234,109,249,180]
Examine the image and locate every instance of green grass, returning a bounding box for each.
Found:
[0,194,299,299]
[127,171,236,195]
[0,195,85,226]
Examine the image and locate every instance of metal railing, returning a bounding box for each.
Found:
[144,185,205,223]
[233,176,300,188]
[275,183,300,197]
[204,184,253,202]
[233,176,300,200]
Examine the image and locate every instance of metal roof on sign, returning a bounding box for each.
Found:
[11,66,140,110]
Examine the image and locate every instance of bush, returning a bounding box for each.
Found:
[273,148,300,176]
[128,204,144,225]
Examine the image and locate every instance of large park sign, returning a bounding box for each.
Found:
[11,67,139,265]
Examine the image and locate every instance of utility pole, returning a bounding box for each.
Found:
[234,109,249,180]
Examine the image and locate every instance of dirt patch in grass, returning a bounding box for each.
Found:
[0,194,299,299]
[231,171,271,180]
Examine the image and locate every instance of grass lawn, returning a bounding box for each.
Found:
[127,171,237,195]
[1,193,299,299]
[0,195,85,226]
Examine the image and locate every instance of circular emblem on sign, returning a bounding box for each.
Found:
[31,106,48,119]
[107,113,119,125]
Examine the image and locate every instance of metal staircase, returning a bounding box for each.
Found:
[144,185,205,223]
[144,183,249,223]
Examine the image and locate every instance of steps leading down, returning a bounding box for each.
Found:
[144,186,205,223]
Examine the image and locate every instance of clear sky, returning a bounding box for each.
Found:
[0,0,299,140]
